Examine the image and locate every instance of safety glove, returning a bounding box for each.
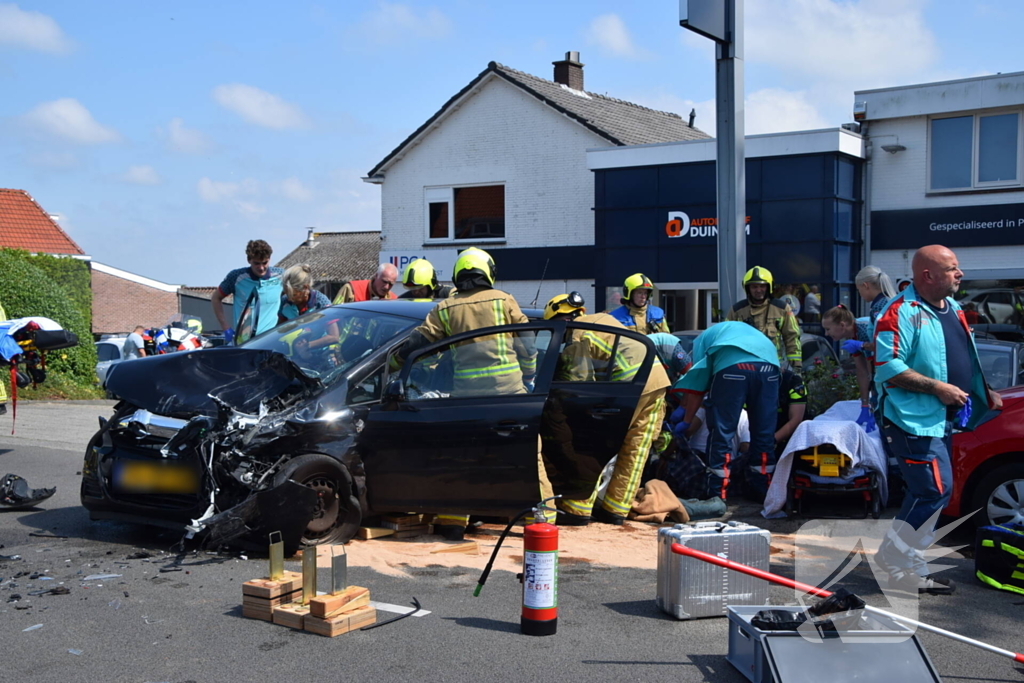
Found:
[841,339,864,354]
[955,397,972,429]
[856,404,876,433]
[224,328,234,346]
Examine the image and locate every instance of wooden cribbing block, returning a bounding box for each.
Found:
[382,513,433,529]
[272,602,310,629]
[242,571,303,599]
[304,605,377,637]
[357,526,395,540]
[309,586,370,619]
[392,524,430,539]
[430,541,478,555]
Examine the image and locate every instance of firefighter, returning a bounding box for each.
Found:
[544,292,670,526]
[669,321,781,502]
[396,247,550,539]
[608,273,669,334]
[725,266,802,371]
[397,258,454,300]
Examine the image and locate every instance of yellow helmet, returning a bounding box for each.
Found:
[623,273,654,299]
[543,291,586,320]
[453,247,496,286]
[742,266,773,296]
[402,259,438,290]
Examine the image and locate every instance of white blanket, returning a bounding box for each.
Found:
[762,400,888,518]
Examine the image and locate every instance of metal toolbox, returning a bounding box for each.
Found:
[656,521,771,620]
[727,605,941,683]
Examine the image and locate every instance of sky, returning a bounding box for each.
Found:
[1,0,1022,286]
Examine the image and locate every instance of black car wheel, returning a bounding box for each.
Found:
[970,463,1024,528]
[273,454,361,546]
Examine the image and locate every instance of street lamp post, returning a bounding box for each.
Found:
[680,0,746,317]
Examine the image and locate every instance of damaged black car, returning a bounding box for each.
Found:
[81,300,659,550]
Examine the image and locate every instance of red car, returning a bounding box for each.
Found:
[947,340,1024,527]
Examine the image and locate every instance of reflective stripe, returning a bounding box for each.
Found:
[977,571,1024,595]
[930,459,943,494]
[435,514,469,526]
[453,361,521,379]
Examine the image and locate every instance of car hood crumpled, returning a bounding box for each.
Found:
[105,347,318,419]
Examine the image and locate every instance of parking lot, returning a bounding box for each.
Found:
[1,402,1022,682]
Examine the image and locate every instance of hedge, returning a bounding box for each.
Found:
[0,249,97,384]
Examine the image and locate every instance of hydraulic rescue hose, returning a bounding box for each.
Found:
[670,542,1024,665]
[474,495,561,597]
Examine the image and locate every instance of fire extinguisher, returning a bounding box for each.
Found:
[474,496,560,637]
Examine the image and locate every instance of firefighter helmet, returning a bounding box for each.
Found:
[742,266,774,296]
[623,273,654,299]
[452,247,496,286]
[402,259,438,290]
[543,291,586,320]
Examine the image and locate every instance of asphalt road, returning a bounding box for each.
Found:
[1,402,1023,683]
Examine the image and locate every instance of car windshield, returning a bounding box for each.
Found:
[241,307,418,384]
[977,342,1019,390]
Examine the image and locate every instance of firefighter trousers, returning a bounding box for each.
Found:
[435,436,554,529]
[558,389,666,519]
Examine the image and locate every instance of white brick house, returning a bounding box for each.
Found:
[364,52,709,307]
[856,72,1024,288]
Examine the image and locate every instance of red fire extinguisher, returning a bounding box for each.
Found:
[475,496,560,637]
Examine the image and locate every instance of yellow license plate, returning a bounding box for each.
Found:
[113,461,199,494]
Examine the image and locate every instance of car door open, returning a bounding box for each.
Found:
[360,322,560,515]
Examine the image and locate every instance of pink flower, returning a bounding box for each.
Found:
[831,373,839,379]
[814,358,823,365]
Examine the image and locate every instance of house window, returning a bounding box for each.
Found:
[929,111,1021,191]
[425,184,505,241]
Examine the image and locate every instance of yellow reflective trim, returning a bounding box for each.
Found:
[982,539,995,547]
[453,362,521,379]
[1000,542,1024,560]
[977,570,1024,595]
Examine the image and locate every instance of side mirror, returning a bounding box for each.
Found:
[384,379,405,403]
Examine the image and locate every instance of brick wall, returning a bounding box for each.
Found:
[91,269,179,335]
[380,76,611,259]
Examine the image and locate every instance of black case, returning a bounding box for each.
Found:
[975,522,1024,594]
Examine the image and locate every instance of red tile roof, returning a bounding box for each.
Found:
[0,188,85,255]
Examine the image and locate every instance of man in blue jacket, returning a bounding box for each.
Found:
[670,321,780,501]
[873,245,1002,595]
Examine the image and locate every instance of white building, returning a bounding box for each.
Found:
[365,52,709,307]
[857,71,1024,318]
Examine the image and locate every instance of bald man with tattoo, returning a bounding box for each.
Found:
[872,245,1002,595]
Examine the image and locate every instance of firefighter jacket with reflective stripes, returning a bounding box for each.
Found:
[409,287,535,395]
[674,321,780,395]
[558,313,669,396]
[398,284,454,300]
[873,284,990,437]
[333,279,397,304]
[608,302,669,335]
[725,297,802,368]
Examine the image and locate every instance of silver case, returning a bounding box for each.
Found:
[656,521,771,620]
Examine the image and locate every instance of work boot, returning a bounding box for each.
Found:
[0,403,6,416]
[433,524,465,541]
[557,512,591,527]
[591,506,625,526]
[887,570,956,595]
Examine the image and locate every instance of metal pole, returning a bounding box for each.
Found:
[715,0,745,318]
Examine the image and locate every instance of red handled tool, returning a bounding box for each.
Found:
[670,542,1024,665]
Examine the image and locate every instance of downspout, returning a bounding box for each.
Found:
[861,122,872,318]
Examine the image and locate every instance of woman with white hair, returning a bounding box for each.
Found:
[280,264,332,321]
[855,265,897,324]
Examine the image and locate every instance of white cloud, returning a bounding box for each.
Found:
[198,177,242,203]
[585,14,649,60]
[26,150,77,169]
[745,88,830,135]
[164,117,212,154]
[0,3,73,54]
[351,2,452,46]
[276,177,313,202]
[235,201,267,218]
[211,84,309,130]
[123,165,162,186]
[22,98,119,144]
[746,0,938,88]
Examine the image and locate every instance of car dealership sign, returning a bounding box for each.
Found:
[872,203,1024,249]
[665,211,750,239]
[380,249,458,282]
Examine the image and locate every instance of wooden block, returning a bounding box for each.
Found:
[242,588,302,609]
[357,526,396,540]
[430,541,479,555]
[272,603,310,629]
[242,604,275,621]
[304,605,377,637]
[382,513,433,529]
[242,571,303,599]
[309,585,370,619]
[392,524,430,539]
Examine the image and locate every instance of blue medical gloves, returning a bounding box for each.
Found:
[672,420,691,441]
[669,405,687,425]
[841,339,865,354]
[224,328,234,345]
[956,397,972,429]
[856,404,877,433]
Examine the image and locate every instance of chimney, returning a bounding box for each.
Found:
[306,227,317,247]
[688,108,696,128]
[552,51,584,91]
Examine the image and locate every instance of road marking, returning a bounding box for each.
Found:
[369,600,430,617]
